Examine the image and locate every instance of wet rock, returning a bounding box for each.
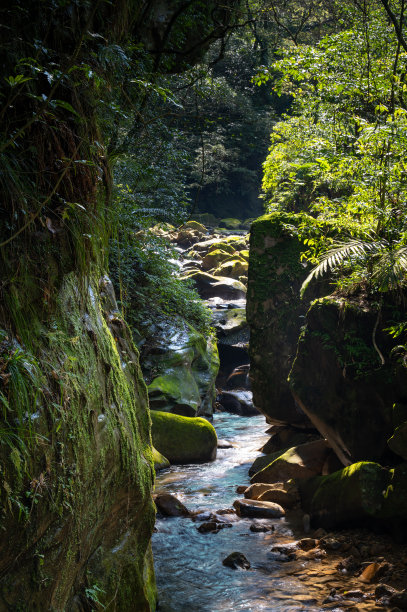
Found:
[233,498,285,519]
[376,584,398,599]
[154,493,190,517]
[359,562,389,584]
[225,364,250,390]
[250,439,331,484]
[197,522,233,534]
[244,483,281,500]
[260,426,320,455]
[320,537,342,551]
[345,590,365,599]
[217,439,236,449]
[212,308,247,338]
[222,552,251,570]
[217,390,259,416]
[248,450,288,477]
[298,538,318,551]
[145,318,219,417]
[389,590,407,609]
[249,521,273,533]
[257,487,298,509]
[150,410,217,464]
[185,271,246,301]
[236,485,248,494]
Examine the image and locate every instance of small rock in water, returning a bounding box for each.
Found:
[233,498,285,519]
[298,538,318,551]
[217,439,236,449]
[236,485,248,494]
[198,521,233,534]
[222,552,251,570]
[359,561,388,583]
[320,537,342,551]
[154,493,190,517]
[250,521,272,533]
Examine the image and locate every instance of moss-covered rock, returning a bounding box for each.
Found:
[202,249,236,271]
[145,319,219,417]
[247,212,323,426]
[218,217,242,229]
[0,273,156,611]
[214,258,248,280]
[289,296,407,464]
[212,308,247,337]
[388,422,407,460]
[150,410,217,463]
[300,461,390,528]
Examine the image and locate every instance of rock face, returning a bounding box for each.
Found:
[145,318,219,418]
[289,296,407,465]
[247,212,318,426]
[150,410,217,464]
[0,274,156,610]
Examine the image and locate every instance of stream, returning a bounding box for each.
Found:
[152,413,328,612]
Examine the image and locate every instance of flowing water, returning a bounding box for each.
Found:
[152,413,331,612]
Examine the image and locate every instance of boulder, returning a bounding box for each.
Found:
[150,410,217,464]
[299,461,389,528]
[260,426,320,455]
[185,271,246,301]
[218,218,242,230]
[250,440,331,484]
[289,296,407,464]
[233,498,285,518]
[248,450,288,477]
[222,552,251,569]
[211,308,247,337]
[214,258,248,280]
[244,482,299,508]
[146,318,219,417]
[202,249,235,271]
[217,390,259,416]
[247,212,324,426]
[154,493,190,517]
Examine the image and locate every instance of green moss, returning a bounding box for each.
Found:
[152,446,170,471]
[301,461,389,527]
[150,410,217,464]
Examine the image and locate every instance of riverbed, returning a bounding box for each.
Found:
[153,413,328,612]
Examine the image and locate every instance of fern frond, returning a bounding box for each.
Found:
[300,239,375,297]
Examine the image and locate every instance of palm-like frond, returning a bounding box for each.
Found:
[371,246,407,291]
[300,239,376,297]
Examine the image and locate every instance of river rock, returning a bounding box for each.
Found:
[222,552,251,570]
[154,493,190,517]
[257,488,298,508]
[185,271,246,300]
[217,390,259,416]
[146,318,219,417]
[251,439,331,484]
[248,450,288,476]
[202,249,235,271]
[247,212,322,427]
[289,296,407,465]
[233,498,285,518]
[211,308,247,337]
[150,410,217,464]
[197,522,233,534]
[260,426,320,455]
[299,461,390,528]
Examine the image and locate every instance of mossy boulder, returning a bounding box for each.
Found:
[202,249,235,271]
[146,319,219,417]
[212,308,247,337]
[247,212,328,426]
[289,296,407,465]
[214,258,248,280]
[185,271,246,300]
[207,242,236,255]
[0,273,156,611]
[150,410,217,464]
[218,217,242,229]
[300,461,390,528]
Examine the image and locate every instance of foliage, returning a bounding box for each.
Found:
[259,0,407,295]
